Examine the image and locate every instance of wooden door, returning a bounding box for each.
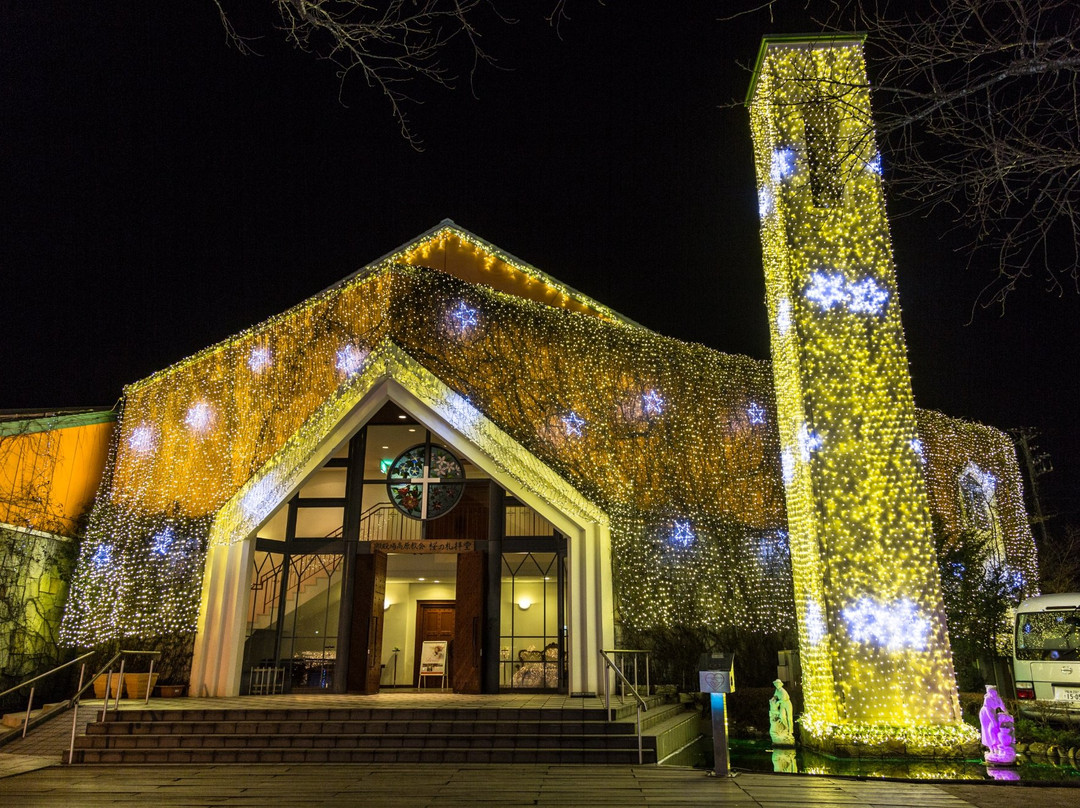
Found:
[347,551,386,693]
[453,551,485,693]
[414,601,455,687]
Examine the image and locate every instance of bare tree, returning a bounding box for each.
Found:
[847,0,1080,310]
[736,0,1080,309]
[211,1,513,149]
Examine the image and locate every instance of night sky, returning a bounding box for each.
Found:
[3,3,1077,525]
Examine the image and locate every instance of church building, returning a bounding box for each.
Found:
[3,37,1038,753]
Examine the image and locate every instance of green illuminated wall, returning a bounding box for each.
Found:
[749,37,969,745]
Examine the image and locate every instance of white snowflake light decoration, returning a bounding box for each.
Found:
[777,297,792,336]
[847,277,889,315]
[335,344,368,377]
[770,146,797,183]
[127,425,158,454]
[151,528,174,557]
[92,544,113,568]
[805,271,847,310]
[184,402,214,433]
[842,596,930,651]
[248,345,273,373]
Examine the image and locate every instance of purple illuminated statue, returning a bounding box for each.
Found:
[979,685,1017,765]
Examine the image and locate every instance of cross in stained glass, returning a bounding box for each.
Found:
[387,442,465,520]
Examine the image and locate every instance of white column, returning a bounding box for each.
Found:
[190,539,252,697]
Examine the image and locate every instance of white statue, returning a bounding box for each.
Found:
[979,685,1017,765]
[768,678,795,747]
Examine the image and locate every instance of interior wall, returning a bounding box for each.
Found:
[381,580,456,685]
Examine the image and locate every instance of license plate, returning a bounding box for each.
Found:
[1053,686,1080,702]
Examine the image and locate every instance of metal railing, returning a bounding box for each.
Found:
[599,649,650,765]
[0,651,96,740]
[66,650,161,764]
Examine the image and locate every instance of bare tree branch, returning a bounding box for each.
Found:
[213,0,509,149]
[734,0,1080,310]
[827,0,1080,310]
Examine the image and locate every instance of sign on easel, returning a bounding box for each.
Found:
[419,640,449,689]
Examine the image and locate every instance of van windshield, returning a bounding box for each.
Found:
[1015,608,1080,661]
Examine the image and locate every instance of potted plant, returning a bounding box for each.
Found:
[123,670,159,700]
[92,672,123,699]
[155,681,186,698]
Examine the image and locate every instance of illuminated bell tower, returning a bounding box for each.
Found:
[748,36,965,745]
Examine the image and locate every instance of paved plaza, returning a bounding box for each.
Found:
[1,761,1080,808]
[0,694,1077,807]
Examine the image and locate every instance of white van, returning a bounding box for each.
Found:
[1013,593,1080,716]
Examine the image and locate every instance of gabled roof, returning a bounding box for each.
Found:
[331,220,645,329]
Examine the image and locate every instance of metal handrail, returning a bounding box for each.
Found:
[67,650,161,764]
[601,648,650,704]
[0,651,96,740]
[599,649,649,765]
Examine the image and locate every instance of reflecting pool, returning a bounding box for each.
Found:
[677,738,1080,783]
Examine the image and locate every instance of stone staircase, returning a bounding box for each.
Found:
[71,696,699,765]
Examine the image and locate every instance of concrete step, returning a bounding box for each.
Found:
[73,746,657,765]
[75,731,655,751]
[74,699,677,766]
[105,703,659,724]
[647,709,702,764]
[86,717,639,736]
[2,701,67,729]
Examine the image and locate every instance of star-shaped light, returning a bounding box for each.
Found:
[642,389,665,417]
[562,411,586,438]
[450,301,479,333]
[92,545,113,568]
[746,402,766,425]
[670,520,696,548]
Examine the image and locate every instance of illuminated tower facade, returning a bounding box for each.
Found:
[748,37,968,748]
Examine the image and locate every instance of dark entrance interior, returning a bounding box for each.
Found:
[240,400,567,696]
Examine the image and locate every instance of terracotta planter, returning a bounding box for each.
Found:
[156,684,186,698]
[123,672,159,700]
[92,673,123,699]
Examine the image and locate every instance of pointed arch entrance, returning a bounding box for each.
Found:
[190,344,614,698]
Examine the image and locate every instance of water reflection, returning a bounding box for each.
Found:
[771,748,798,773]
[707,740,1080,783]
